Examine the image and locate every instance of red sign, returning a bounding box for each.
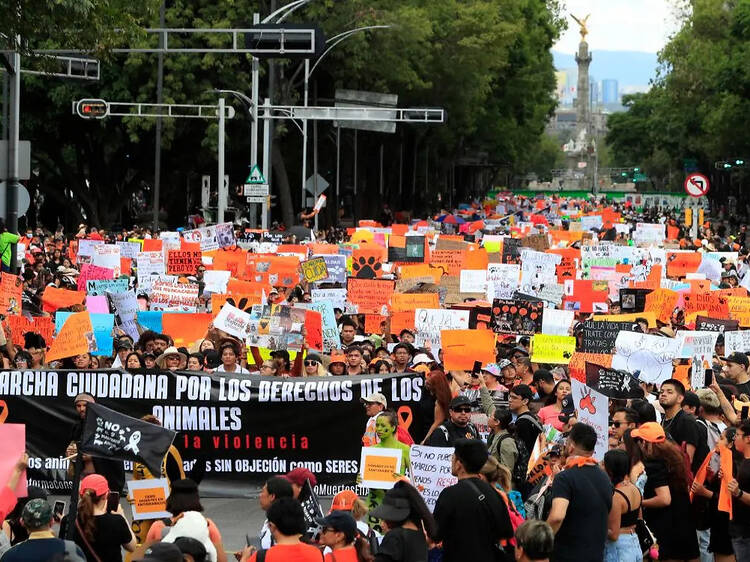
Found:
[684,173,710,198]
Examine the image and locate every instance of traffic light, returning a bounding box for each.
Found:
[633,167,640,172]
[76,99,108,119]
[737,159,746,166]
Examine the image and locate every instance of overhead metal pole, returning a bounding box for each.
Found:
[217,97,226,223]
[262,98,271,230]
[152,0,165,231]
[7,47,21,271]
[301,58,309,208]
[335,126,341,225]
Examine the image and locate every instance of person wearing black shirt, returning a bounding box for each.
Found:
[719,352,750,397]
[433,439,513,562]
[509,385,543,453]
[658,379,703,473]
[426,396,478,447]
[546,423,612,562]
[729,420,750,559]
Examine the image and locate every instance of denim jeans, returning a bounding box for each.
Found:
[697,529,712,562]
[604,532,642,562]
[732,537,750,561]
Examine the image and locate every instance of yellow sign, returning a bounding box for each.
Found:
[301,257,329,283]
[530,334,576,364]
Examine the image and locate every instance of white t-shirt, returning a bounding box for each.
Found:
[215,364,250,374]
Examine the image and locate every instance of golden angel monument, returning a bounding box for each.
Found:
[570,14,591,41]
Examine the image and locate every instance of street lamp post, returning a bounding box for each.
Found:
[300,25,392,228]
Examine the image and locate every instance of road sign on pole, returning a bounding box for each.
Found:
[246,165,266,184]
[684,172,710,198]
[244,184,269,197]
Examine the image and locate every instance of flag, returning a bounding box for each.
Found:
[585,362,642,399]
[298,479,324,538]
[79,403,176,476]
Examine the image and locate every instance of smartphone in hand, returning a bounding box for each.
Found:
[106,491,120,512]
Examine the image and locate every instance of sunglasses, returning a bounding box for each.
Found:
[304,360,318,366]
[609,421,626,428]
[453,407,472,413]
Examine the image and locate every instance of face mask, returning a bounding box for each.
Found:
[25,233,32,238]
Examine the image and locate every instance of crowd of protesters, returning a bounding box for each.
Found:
[4,192,750,561]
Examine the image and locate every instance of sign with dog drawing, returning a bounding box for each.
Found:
[570,378,608,460]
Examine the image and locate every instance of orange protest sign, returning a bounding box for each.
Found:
[0,273,22,316]
[683,293,728,318]
[548,230,583,245]
[666,252,701,278]
[352,246,386,279]
[389,235,406,249]
[46,311,93,362]
[667,225,679,240]
[632,265,662,290]
[308,243,340,255]
[429,250,464,277]
[7,315,54,348]
[441,329,495,370]
[644,288,678,324]
[180,241,201,252]
[568,352,613,383]
[142,238,163,252]
[304,309,323,352]
[364,312,415,335]
[391,292,439,312]
[211,293,262,316]
[132,485,168,515]
[276,244,308,256]
[162,313,212,348]
[463,248,488,270]
[398,264,442,284]
[166,250,202,275]
[212,250,247,279]
[347,278,395,315]
[41,286,86,313]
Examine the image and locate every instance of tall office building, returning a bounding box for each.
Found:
[590,77,600,107]
[602,79,619,105]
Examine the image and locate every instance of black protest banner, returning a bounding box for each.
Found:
[581,321,639,354]
[0,370,424,496]
[585,362,642,399]
[80,402,176,476]
[619,288,652,313]
[490,299,544,335]
[696,315,739,334]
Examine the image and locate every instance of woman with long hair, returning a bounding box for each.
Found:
[369,481,438,562]
[302,353,327,377]
[603,449,642,562]
[487,408,518,475]
[71,474,136,561]
[537,379,572,431]
[623,429,647,494]
[420,370,452,444]
[631,422,700,562]
[317,511,374,562]
[125,352,144,370]
[690,427,739,562]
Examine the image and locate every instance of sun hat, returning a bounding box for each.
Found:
[155,346,188,369]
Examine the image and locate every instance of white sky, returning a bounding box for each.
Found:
[554,0,682,53]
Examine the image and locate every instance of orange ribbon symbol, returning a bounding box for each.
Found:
[0,400,8,424]
[397,406,413,432]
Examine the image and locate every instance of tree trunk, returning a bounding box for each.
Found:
[273,143,295,227]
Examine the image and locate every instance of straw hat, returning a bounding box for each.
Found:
[155,346,187,369]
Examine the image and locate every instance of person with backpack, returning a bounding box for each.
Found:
[327,490,380,555]
[508,385,544,456]
[480,456,526,550]
[426,396,479,447]
[488,408,518,475]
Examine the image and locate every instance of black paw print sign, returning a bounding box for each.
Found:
[352,249,383,279]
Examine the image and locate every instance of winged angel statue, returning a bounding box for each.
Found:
[570,14,591,41]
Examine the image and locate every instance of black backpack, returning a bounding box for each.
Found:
[498,433,531,493]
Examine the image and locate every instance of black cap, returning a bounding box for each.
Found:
[315,511,357,538]
[135,542,183,562]
[115,340,134,351]
[449,395,472,410]
[173,537,207,562]
[271,349,290,360]
[305,353,322,364]
[725,352,749,369]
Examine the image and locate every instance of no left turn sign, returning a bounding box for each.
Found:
[684,172,710,198]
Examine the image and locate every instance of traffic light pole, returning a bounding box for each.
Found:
[6,48,20,270]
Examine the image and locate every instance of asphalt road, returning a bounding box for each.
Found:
[51,495,334,553]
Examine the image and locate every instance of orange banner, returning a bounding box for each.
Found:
[644,288,678,324]
[211,293,262,316]
[41,286,86,313]
[6,315,55,348]
[568,352,613,383]
[162,313,212,348]
[347,279,395,315]
[391,293,439,312]
[666,252,701,278]
[441,329,495,370]
[364,312,415,335]
[46,311,93,362]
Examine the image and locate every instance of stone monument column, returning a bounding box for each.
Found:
[575,41,592,135]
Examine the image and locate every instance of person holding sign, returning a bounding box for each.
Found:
[364,411,411,533]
